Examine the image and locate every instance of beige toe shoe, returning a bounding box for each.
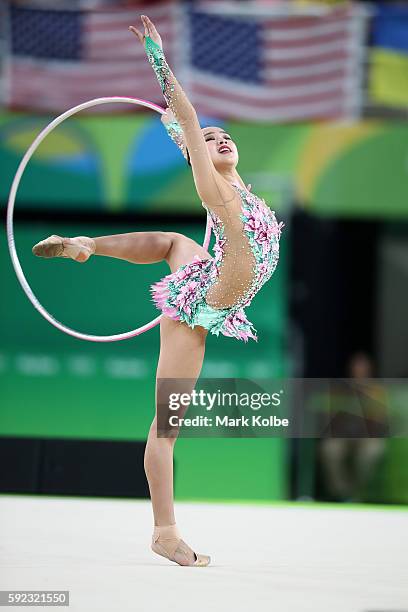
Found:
[151,525,211,567]
[32,235,95,262]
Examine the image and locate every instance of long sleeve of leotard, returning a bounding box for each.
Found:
[145,36,195,128]
[163,118,187,159]
[144,36,235,206]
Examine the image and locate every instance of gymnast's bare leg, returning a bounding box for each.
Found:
[146,315,209,565]
[96,232,211,564]
[32,231,210,272]
[32,230,211,565]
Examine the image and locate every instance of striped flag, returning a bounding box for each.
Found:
[5,3,176,113]
[187,3,367,121]
[4,2,368,122]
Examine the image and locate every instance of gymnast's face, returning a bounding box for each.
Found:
[202,127,239,168]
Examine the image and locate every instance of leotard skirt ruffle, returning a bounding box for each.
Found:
[150,255,258,342]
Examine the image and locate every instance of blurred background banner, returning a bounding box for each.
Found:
[1,113,408,217]
[369,3,408,108]
[1,0,369,121]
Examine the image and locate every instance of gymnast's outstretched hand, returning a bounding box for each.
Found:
[129,15,163,50]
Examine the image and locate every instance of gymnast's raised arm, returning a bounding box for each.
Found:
[129,15,235,207]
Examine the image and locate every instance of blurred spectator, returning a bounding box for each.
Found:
[318,352,387,502]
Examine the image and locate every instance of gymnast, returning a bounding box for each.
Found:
[32,15,284,567]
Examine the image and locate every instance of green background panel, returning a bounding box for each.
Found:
[0,223,288,501]
[2,111,408,217]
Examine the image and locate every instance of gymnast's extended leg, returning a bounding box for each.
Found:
[32,231,210,271]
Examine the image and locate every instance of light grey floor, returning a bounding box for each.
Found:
[0,495,406,612]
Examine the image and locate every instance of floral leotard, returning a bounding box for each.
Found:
[144,36,284,342]
[150,183,283,342]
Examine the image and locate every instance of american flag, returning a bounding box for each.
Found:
[187,3,367,121]
[4,1,367,121]
[5,3,177,113]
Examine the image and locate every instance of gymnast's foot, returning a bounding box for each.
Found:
[151,524,210,567]
[32,235,95,263]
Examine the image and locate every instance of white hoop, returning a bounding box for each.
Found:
[7,96,212,342]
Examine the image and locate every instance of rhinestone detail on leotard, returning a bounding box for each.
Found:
[150,183,284,342]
